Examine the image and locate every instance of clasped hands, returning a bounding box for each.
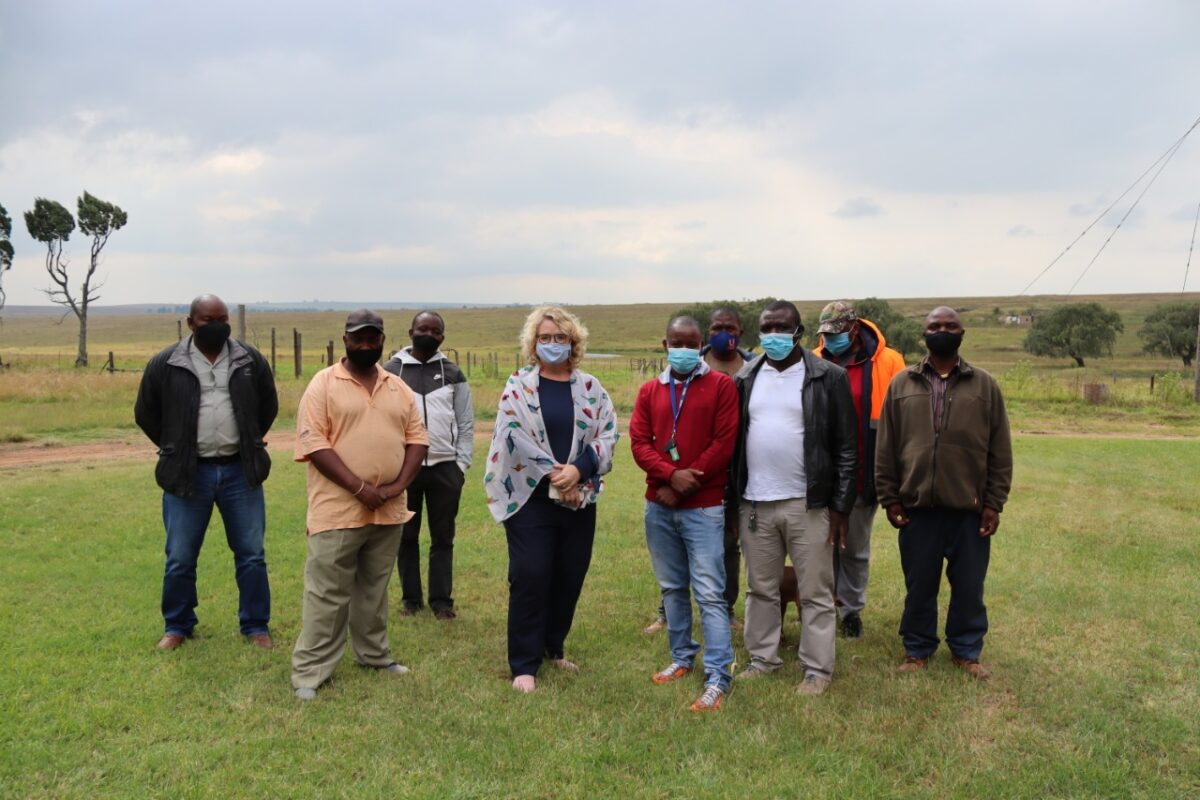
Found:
[550,463,583,506]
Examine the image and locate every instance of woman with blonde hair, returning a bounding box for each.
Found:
[484,305,619,693]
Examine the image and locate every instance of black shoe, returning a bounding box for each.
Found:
[841,612,863,639]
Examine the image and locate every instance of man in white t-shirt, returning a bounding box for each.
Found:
[728,300,857,695]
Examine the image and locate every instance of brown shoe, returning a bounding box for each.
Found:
[952,656,991,680]
[400,605,421,617]
[434,608,457,620]
[897,655,929,673]
[156,633,186,651]
[246,633,274,650]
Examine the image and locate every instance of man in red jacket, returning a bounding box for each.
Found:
[630,316,740,712]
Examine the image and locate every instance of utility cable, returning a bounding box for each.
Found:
[1019,113,1200,296]
[1182,201,1200,294]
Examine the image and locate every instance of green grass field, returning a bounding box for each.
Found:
[1,298,1199,797]
[1,436,1198,798]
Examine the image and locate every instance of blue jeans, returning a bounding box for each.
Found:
[644,501,733,690]
[161,461,270,636]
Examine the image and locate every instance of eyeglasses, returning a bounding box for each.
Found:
[536,334,571,345]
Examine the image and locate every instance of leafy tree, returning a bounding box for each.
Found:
[853,297,923,357]
[25,192,127,367]
[671,297,778,350]
[0,203,13,315]
[1022,302,1123,367]
[1138,302,1199,366]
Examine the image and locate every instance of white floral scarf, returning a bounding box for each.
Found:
[484,365,619,522]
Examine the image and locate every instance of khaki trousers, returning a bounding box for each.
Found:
[291,523,403,689]
[740,498,836,679]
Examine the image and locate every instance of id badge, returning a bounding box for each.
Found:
[666,439,680,463]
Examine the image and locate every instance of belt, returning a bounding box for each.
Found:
[197,453,241,465]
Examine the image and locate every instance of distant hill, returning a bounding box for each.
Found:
[1,301,519,316]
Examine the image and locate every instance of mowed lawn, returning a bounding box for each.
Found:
[2,435,1198,799]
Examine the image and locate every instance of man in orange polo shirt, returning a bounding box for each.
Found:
[291,309,429,700]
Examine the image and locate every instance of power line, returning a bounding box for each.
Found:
[1019,113,1200,296]
[1182,201,1200,294]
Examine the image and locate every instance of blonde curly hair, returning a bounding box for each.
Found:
[519,305,589,369]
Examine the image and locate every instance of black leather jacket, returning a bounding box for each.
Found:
[729,348,857,514]
[135,338,278,496]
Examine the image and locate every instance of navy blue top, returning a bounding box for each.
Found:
[532,375,597,499]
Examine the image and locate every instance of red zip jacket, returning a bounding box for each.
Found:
[629,364,740,508]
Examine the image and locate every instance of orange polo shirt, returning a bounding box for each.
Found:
[294,361,429,535]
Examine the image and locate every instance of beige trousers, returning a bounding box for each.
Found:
[291,523,403,689]
[740,498,836,679]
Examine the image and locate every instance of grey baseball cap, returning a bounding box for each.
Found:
[344,309,384,333]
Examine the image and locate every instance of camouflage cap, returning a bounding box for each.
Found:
[817,301,857,334]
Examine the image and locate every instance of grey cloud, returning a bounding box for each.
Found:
[1008,225,1035,237]
[833,198,883,219]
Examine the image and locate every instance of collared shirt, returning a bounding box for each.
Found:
[744,359,807,501]
[920,357,961,434]
[704,349,744,378]
[294,361,430,535]
[189,338,240,457]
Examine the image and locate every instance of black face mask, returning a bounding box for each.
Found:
[193,321,231,351]
[346,347,383,369]
[924,331,963,358]
[411,334,440,354]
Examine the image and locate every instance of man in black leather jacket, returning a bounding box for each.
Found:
[135,294,278,652]
[728,300,856,696]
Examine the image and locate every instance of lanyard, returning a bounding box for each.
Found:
[668,373,693,440]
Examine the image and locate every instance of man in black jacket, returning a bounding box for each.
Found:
[729,300,856,695]
[134,294,279,651]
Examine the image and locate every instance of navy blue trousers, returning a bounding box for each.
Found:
[898,507,990,660]
[504,498,596,677]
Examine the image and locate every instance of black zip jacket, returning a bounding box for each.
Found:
[729,348,858,515]
[134,338,278,496]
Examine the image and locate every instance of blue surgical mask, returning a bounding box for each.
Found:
[760,332,798,361]
[708,330,740,355]
[536,341,571,365]
[666,347,701,374]
[823,332,851,355]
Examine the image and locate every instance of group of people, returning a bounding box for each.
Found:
[135,294,1012,708]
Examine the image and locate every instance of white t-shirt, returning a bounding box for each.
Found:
[743,360,807,501]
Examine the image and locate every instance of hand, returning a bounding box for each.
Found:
[560,485,582,507]
[356,483,386,510]
[550,464,581,491]
[827,510,849,550]
[668,468,705,496]
[885,503,909,529]
[654,486,680,508]
[979,507,1000,537]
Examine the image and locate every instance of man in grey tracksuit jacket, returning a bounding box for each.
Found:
[383,313,474,617]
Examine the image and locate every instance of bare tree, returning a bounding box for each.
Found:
[25,192,127,367]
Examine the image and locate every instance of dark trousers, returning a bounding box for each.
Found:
[504,497,596,677]
[898,507,990,660]
[397,461,464,612]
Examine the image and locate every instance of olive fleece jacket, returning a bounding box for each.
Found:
[874,357,1012,514]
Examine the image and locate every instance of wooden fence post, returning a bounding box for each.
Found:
[293,329,302,379]
[237,304,246,343]
[327,340,334,367]
[270,328,277,376]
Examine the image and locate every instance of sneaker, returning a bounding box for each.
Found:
[512,675,536,693]
[549,658,579,672]
[651,662,692,684]
[642,614,667,635]
[294,687,317,701]
[952,656,992,681]
[840,612,863,639]
[897,655,929,673]
[359,661,410,674]
[689,684,726,712]
[797,674,831,696]
[734,663,775,681]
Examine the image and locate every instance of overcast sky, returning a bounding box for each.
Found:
[2,1,1199,306]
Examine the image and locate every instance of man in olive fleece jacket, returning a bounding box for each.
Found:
[874,307,1012,680]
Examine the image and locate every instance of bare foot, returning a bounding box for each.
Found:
[512,674,536,693]
[549,658,579,672]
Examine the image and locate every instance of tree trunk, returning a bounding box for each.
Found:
[75,299,88,367]
[1073,356,1085,368]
